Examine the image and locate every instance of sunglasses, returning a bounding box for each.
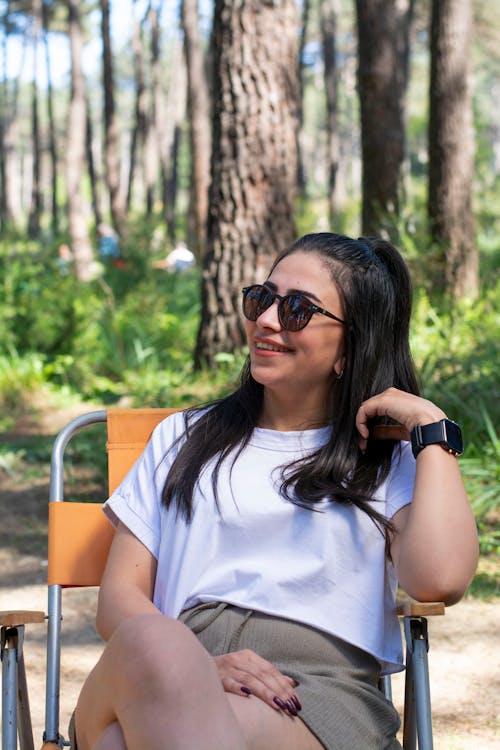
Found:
[241,284,345,332]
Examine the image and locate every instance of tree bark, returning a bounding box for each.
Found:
[181,0,211,258]
[428,0,477,299]
[321,0,340,223]
[101,0,126,236]
[66,0,95,282]
[355,0,414,236]
[194,0,299,368]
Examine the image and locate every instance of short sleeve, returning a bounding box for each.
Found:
[384,441,416,519]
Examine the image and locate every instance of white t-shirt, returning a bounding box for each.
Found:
[104,411,416,674]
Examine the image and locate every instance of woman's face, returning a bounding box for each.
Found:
[244,251,345,406]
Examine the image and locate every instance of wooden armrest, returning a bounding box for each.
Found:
[396,601,445,617]
[0,610,46,627]
[372,424,407,441]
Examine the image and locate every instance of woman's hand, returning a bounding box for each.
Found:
[356,387,446,451]
[213,649,302,716]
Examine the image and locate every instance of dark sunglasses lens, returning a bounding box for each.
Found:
[279,294,314,331]
[242,286,274,321]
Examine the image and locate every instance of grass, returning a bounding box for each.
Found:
[466,556,500,601]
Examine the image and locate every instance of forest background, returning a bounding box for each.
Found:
[0,0,498,579]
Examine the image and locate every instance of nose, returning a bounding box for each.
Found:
[256,298,283,330]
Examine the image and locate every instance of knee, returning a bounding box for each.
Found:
[108,613,212,692]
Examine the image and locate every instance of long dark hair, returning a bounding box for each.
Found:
[162,233,419,531]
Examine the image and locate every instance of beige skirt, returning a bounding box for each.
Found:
[179,602,401,750]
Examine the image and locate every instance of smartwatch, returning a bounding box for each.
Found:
[410,418,464,459]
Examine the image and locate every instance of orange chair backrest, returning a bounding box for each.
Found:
[47,408,180,587]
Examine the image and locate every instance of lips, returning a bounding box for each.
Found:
[255,340,292,353]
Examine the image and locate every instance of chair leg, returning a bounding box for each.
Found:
[17,648,35,750]
[403,617,434,750]
[403,635,417,750]
[2,626,18,750]
[1,625,35,750]
[379,674,393,702]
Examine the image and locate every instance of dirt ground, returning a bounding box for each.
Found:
[1,402,499,749]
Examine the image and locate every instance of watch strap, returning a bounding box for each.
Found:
[410,419,463,459]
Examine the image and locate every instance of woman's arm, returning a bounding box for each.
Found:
[356,388,479,605]
[96,521,159,640]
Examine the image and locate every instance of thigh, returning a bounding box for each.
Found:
[228,693,325,750]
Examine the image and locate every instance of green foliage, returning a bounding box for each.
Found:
[410,283,500,553]
[0,213,499,553]
[0,240,96,355]
[410,282,500,443]
[0,348,47,410]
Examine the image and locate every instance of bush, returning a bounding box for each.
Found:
[1,222,498,553]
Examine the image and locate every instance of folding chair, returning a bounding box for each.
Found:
[0,408,445,750]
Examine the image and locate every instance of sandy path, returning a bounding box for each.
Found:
[1,565,499,750]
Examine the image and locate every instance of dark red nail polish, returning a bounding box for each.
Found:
[291,694,302,711]
[240,686,252,695]
[273,696,287,710]
[286,699,298,716]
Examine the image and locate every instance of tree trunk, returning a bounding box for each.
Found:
[161,37,187,241]
[28,0,42,238]
[296,0,310,197]
[101,0,126,236]
[164,124,181,242]
[428,0,477,299]
[321,0,340,223]
[355,0,414,236]
[67,0,95,282]
[0,105,7,230]
[142,6,161,217]
[194,0,299,368]
[43,1,59,236]
[1,17,26,227]
[127,2,147,211]
[181,0,211,259]
[86,102,103,229]
[0,6,11,228]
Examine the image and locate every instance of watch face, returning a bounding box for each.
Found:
[444,420,463,453]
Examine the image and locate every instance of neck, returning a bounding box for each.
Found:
[258,389,331,431]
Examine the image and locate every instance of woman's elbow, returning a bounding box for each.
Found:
[402,564,478,606]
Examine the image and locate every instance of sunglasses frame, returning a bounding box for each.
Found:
[241,284,345,332]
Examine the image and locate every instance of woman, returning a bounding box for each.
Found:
[74,233,478,750]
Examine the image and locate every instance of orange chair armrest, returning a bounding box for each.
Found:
[48,502,115,587]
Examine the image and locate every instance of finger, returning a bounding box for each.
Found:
[222,670,300,715]
[239,666,301,714]
[236,660,301,714]
[219,674,254,697]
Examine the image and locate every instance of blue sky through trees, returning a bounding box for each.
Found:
[3,0,212,89]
